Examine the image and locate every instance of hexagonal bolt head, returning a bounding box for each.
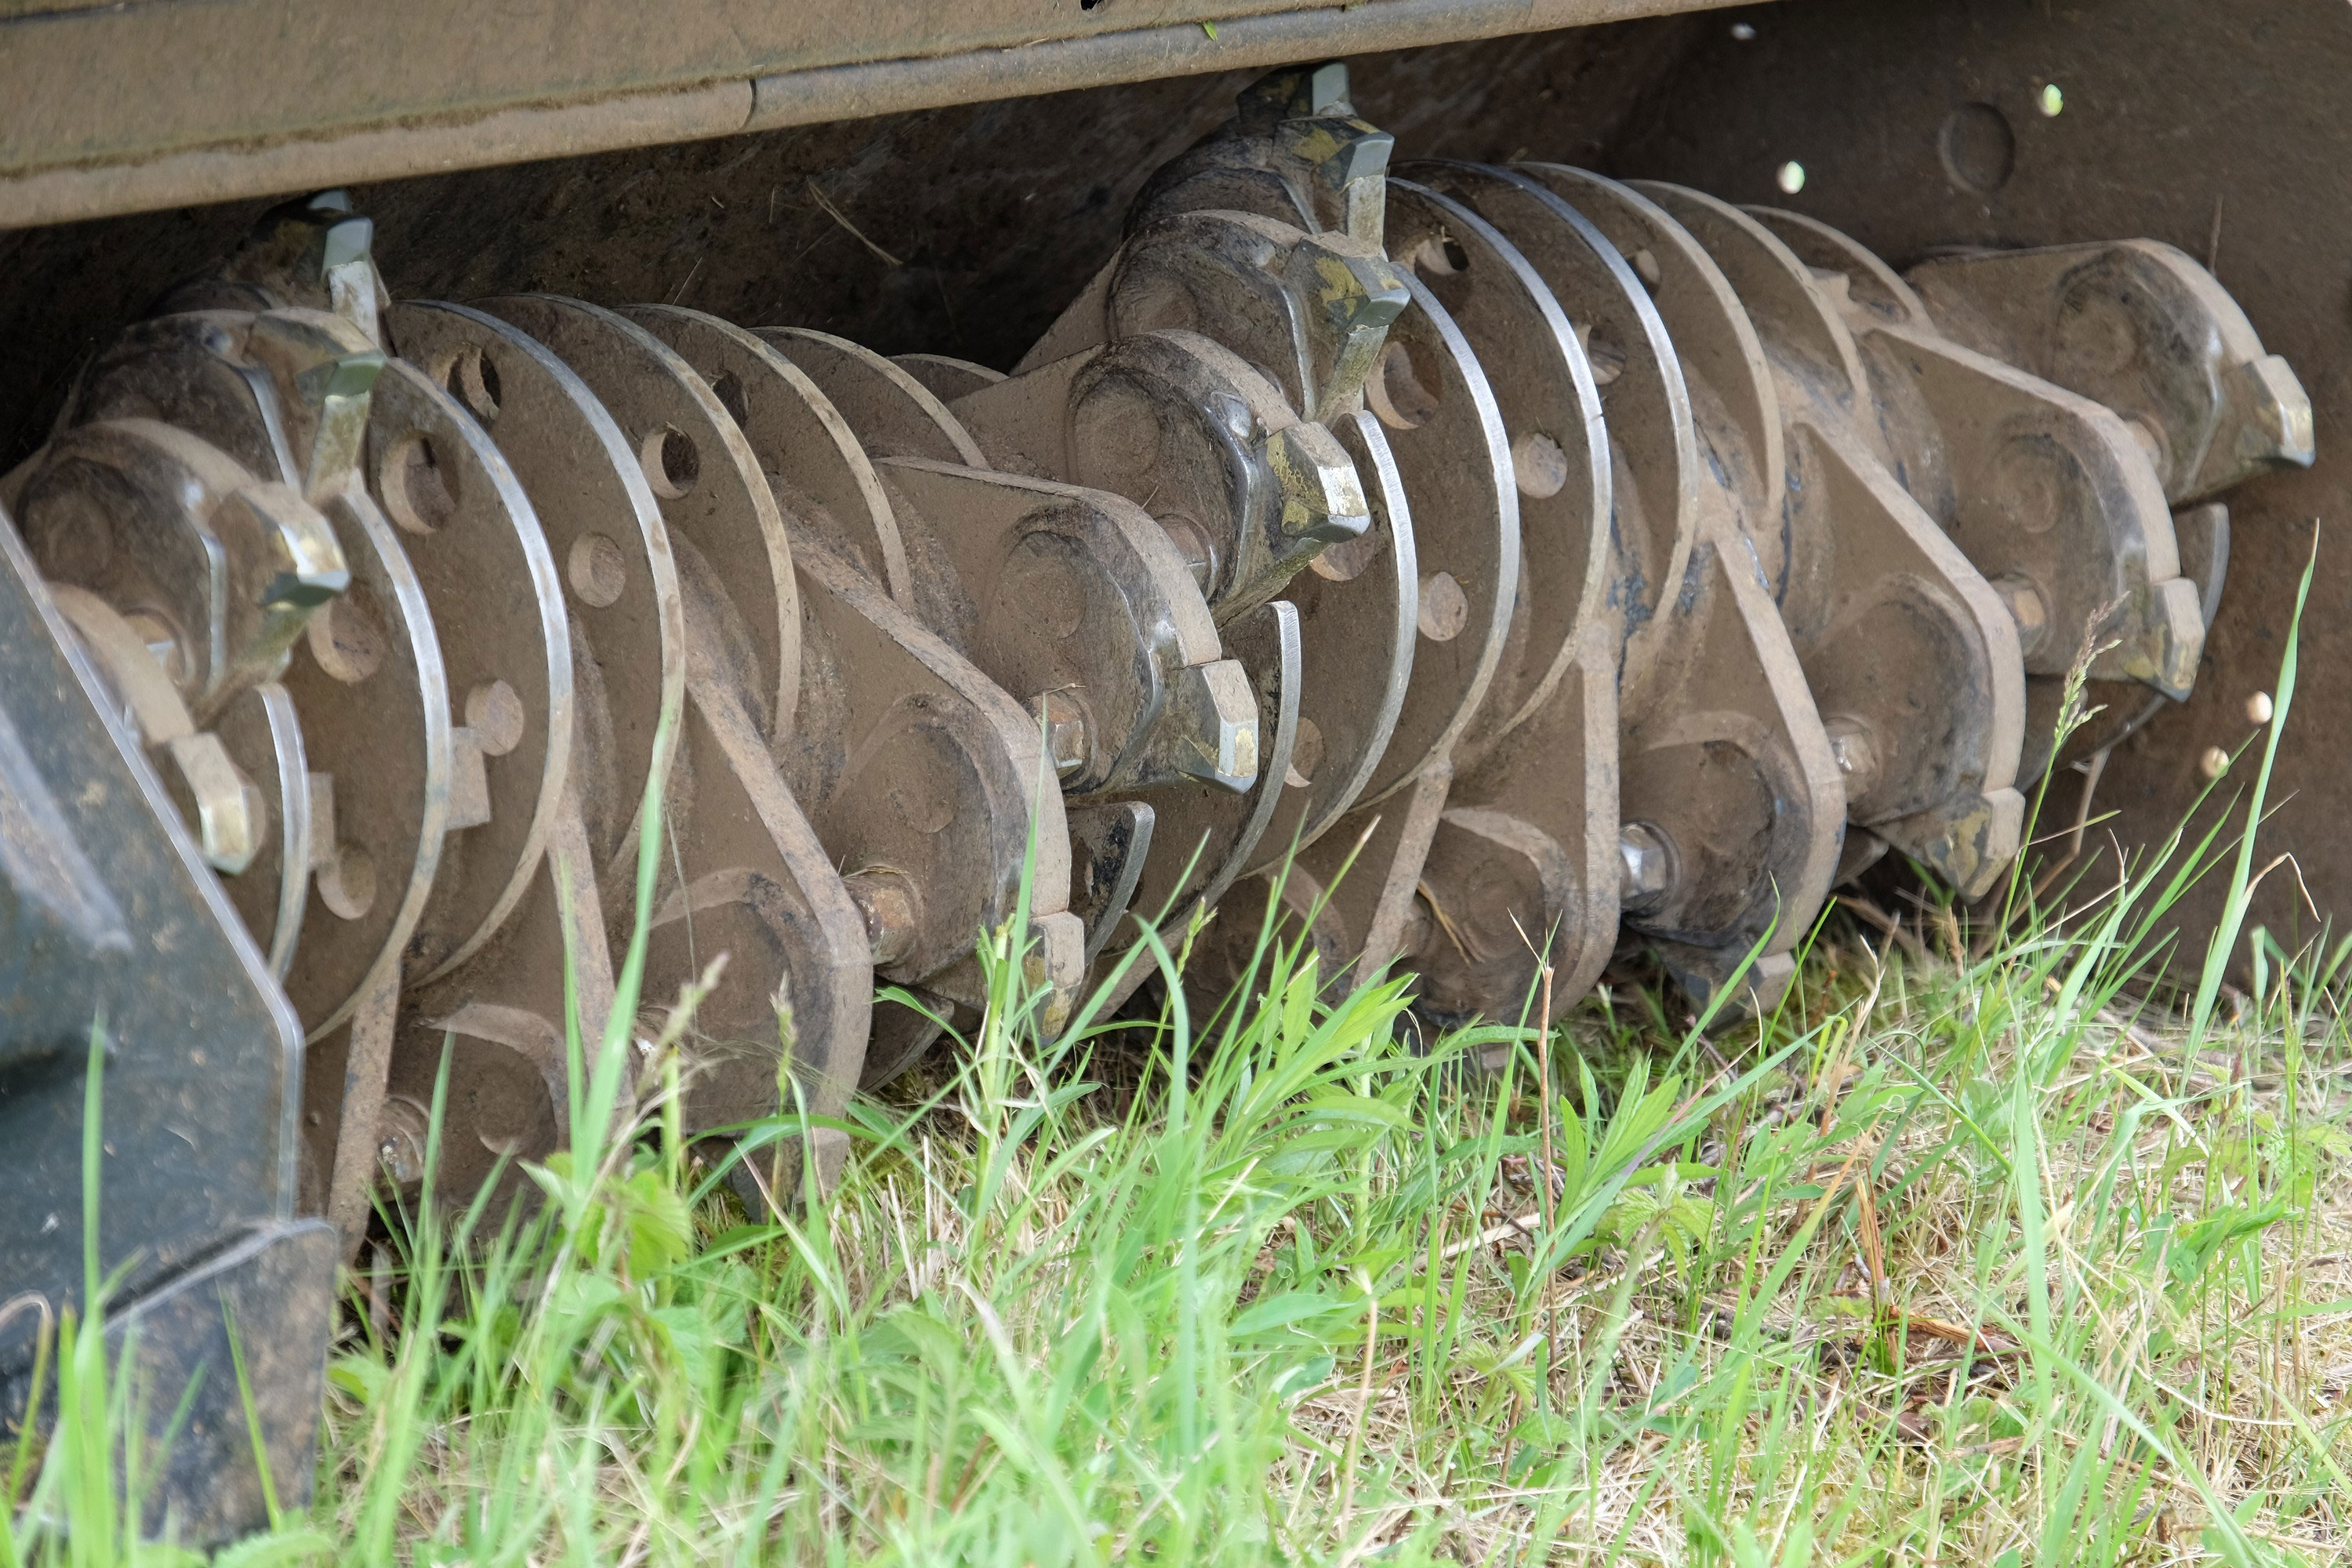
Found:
[1164,659,1260,794]
[1824,718,1882,805]
[1263,423,1370,550]
[844,869,921,968]
[162,731,266,875]
[1991,575,2049,659]
[1617,822,1675,913]
[1030,690,1091,779]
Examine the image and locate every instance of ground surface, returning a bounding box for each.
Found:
[15,843,2352,1566]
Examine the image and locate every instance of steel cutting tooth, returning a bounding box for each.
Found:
[151,189,389,346]
[1628,183,2027,898]
[871,458,1258,799]
[949,329,1370,620]
[1897,241,2314,504]
[1091,596,1300,1006]
[1066,800,1156,969]
[1128,62,1393,245]
[1240,408,1416,872]
[1736,212,2201,707]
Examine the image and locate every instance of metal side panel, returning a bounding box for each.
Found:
[0,503,331,1543]
[0,0,1750,229]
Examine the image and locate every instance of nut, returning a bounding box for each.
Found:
[1991,575,2050,659]
[844,869,921,968]
[1825,718,1882,806]
[1618,822,1675,913]
[376,1094,433,1187]
[1030,690,1091,779]
[162,731,265,875]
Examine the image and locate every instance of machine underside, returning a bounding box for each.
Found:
[2,0,2343,1541]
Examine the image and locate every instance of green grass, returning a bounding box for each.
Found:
[9,555,2352,1565]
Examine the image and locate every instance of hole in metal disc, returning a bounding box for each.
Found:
[710,371,750,428]
[1512,431,1570,499]
[466,679,527,756]
[639,426,701,499]
[379,431,459,534]
[1938,103,2016,194]
[1581,325,1626,387]
[1417,570,1468,642]
[1285,715,1325,788]
[307,585,387,683]
[568,533,628,608]
[318,842,376,920]
[438,344,501,424]
[1367,338,1441,430]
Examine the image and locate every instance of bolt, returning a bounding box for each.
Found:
[1031,689,1091,779]
[1158,514,1220,597]
[1618,822,1674,913]
[1825,718,1882,804]
[162,731,264,875]
[1991,575,2049,658]
[844,869,921,967]
[376,1095,432,1187]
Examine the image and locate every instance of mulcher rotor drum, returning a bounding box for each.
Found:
[2,65,2313,1247]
